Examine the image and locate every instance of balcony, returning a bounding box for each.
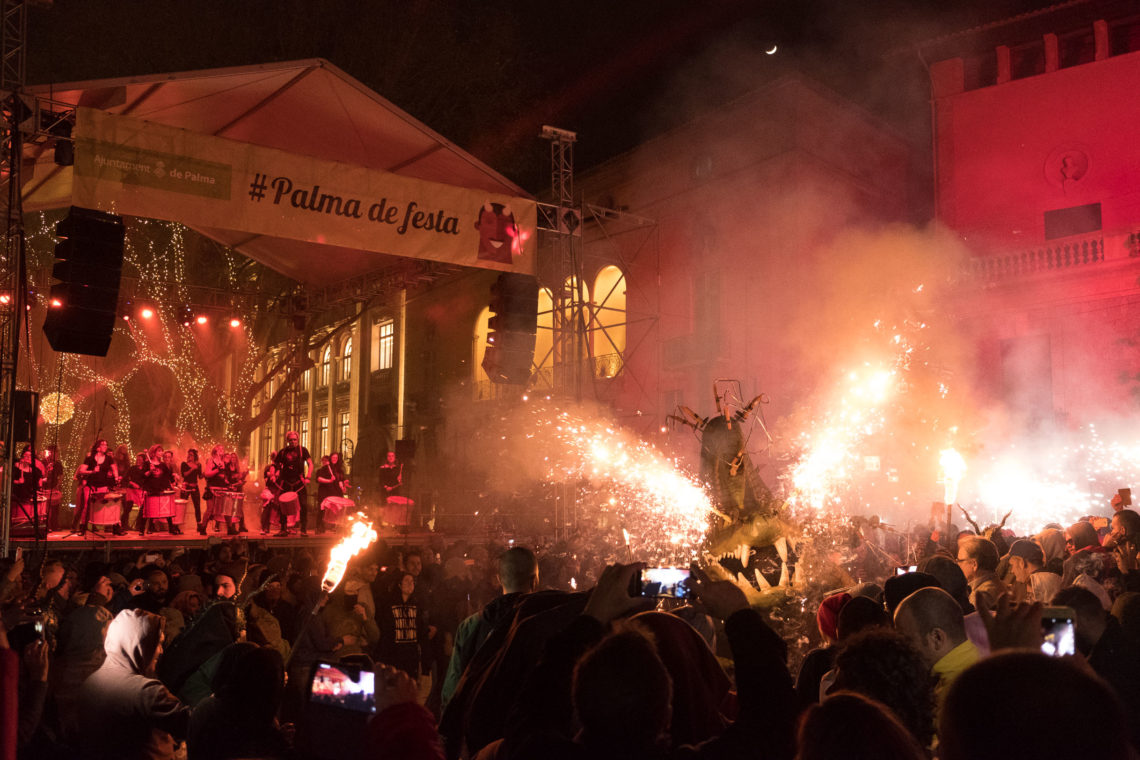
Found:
[964,235,1104,282]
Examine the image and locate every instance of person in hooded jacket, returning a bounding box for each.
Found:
[75,608,190,760]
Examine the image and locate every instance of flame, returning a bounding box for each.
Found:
[321,514,378,593]
[940,448,967,505]
[622,528,631,546]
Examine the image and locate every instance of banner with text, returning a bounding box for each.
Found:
[71,108,536,274]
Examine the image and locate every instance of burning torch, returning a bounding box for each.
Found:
[287,514,377,667]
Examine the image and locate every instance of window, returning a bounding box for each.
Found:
[300,419,310,453]
[300,367,310,391]
[342,338,353,382]
[261,424,272,465]
[373,319,394,371]
[320,346,331,386]
[338,412,350,449]
[474,306,491,387]
[592,266,626,377]
[535,288,554,376]
[319,415,329,456]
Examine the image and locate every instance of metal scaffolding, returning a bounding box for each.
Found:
[0,0,26,557]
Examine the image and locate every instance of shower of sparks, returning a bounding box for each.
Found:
[787,364,898,513]
[784,311,933,516]
[940,447,966,505]
[967,425,1140,534]
[524,406,714,563]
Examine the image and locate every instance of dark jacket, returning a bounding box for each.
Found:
[501,607,796,760]
[440,592,528,710]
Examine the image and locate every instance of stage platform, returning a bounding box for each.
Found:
[9,527,438,557]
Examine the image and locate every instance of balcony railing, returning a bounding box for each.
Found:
[964,236,1104,281]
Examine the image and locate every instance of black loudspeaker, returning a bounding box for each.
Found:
[43,207,125,357]
[482,273,538,385]
[12,390,38,442]
[394,439,416,461]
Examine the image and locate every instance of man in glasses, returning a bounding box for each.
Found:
[957,536,1006,610]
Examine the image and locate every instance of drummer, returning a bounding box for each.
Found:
[74,439,121,536]
[273,431,313,536]
[39,445,63,531]
[260,453,286,536]
[140,444,182,536]
[11,445,43,533]
[125,452,149,531]
[315,452,348,534]
[223,452,249,533]
[181,448,205,536]
[203,444,238,535]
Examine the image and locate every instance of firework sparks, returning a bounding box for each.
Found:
[517,405,714,563]
[787,365,898,512]
[940,448,966,505]
[321,515,378,593]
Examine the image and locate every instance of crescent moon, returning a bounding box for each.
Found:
[765,45,778,55]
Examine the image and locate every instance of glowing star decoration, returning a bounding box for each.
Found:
[940,448,966,505]
[321,515,378,593]
[39,392,75,425]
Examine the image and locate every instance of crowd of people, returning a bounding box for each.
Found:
[0,495,1137,760]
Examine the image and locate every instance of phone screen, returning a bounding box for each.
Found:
[639,567,693,600]
[895,565,918,576]
[1119,488,1132,507]
[309,662,375,713]
[1041,613,1076,657]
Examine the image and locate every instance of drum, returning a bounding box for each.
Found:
[174,498,189,524]
[381,495,413,526]
[277,490,300,526]
[320,496,355,525]
[142,491,177,519]
[90,491,123,526]
[217,490,243,520]
[11,496,48,525]
[37,489,62,508]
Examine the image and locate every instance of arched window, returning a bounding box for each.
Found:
[592,265,626,378]
[534,288,554,381]
[320,346,332,386]
[342,337,353,382]
[473,306,491,392]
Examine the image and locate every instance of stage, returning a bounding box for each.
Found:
[9,526,438,557]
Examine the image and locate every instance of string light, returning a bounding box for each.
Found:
[23,213,271,475]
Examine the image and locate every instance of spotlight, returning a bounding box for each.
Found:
[50,298,62,308]
[196,315,208,325]
[229,317,242,328]
[122,315,130,322]
[140,307,154,319]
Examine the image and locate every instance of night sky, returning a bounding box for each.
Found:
[29,0,1056,195]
